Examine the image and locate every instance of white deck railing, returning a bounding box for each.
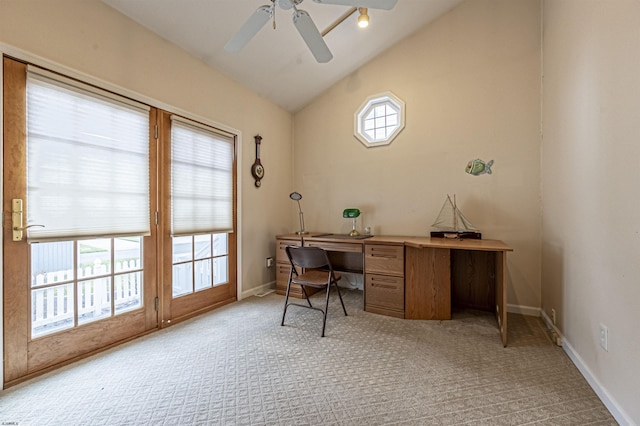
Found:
[32,259,142,336]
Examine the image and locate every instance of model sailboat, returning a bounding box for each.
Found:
[431,194,482,239]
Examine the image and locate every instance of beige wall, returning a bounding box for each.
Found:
[294,0,542,310]
[0,0,293,296]
[542,0,640,423]
[3,0,637,421]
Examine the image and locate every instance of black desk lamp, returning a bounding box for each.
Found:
[290,192,308,235]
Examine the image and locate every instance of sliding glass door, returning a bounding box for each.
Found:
[2,57,237,386]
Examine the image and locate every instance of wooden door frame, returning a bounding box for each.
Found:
[2,56,29,386]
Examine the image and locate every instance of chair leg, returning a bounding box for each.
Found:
[333,280,348,316]
[281,281,292,326]
[321,284,331,337]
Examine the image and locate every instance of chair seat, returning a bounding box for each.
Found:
[282,245,348,337]
[291,269,341,287]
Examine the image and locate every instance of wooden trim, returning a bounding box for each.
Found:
[158,110,172,327]
[167,296,236,326]
[2,57,29,383]
[145,107,159,330]
[27,310,148,372]
[3,327,157,388]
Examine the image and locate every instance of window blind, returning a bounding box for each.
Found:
[170,116,235,236]
[26,66,151,242]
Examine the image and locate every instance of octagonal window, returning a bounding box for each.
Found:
[354,92,405,148]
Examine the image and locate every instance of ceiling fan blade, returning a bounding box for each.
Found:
[292,10,333,63]
[312,0,398,10]
[224,5,274,52]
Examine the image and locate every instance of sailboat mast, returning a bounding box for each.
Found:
[453,194,458,232]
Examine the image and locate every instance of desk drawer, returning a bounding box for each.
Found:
[276,239,301,263]
[365,273,404,312]
[365,244,404,276]
[305,240,363,253]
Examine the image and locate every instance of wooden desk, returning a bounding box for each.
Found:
[402,237,512,347]
[275,233,513,346]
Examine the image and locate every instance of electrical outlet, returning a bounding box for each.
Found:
[265,257,274,268]
[551,308,557,325]
[599,323,608,352]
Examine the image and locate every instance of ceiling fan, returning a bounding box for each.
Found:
[224,0,398,63]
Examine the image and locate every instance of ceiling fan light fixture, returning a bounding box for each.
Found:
[357,7,369,28]
[227,0,399,62]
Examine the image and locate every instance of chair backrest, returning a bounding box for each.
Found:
[286,246,331,270]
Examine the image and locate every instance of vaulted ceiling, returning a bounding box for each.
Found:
[102,0,465,112]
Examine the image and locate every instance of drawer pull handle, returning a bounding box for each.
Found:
[371,283,396,290]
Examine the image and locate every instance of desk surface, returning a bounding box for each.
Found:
[277,233,513,252]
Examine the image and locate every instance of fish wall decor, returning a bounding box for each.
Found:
[465,159,493,176]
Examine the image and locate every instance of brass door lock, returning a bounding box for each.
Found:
[11,199,44,241]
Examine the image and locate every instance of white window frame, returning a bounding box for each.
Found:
[354,91,405,148]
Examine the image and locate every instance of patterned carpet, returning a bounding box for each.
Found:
[0,289,616,425]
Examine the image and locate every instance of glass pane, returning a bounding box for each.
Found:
[173,236,193,263]
[194,234,212,260]
[364,118,375,131]
[387,113,398,126]
[385,104,397,115]
[115,272,142,314]
[173,262,193,297]
[31,241,74,288]
[375,128,386,140]
[213,233,228,256]
[365,129,375,140]
[31,283,74,338]
[213,256,229,286]
[374,105,386,117]
[78,278,112,325]
[78,239,112,279]
[115,237,142,272]
[375,117,386,128]
[386,126,393,138]
[365,109,375,120]
[194,259,212,291]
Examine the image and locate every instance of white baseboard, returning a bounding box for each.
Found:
[507,303,541,317]
[563,338,635,425]
[540,310,635,426]
[240,281,276,300]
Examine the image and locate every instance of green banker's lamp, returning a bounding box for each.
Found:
[343,208,361,237]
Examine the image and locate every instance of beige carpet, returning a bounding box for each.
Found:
[0,289,616,425]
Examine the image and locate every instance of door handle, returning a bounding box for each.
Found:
[11,199,44,241]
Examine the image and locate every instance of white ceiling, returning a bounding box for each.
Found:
[101,0,464,112]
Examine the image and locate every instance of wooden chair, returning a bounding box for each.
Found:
[281,246,348,337]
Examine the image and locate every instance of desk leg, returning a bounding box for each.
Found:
[405,246,451,320]
[496,251,508,347]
